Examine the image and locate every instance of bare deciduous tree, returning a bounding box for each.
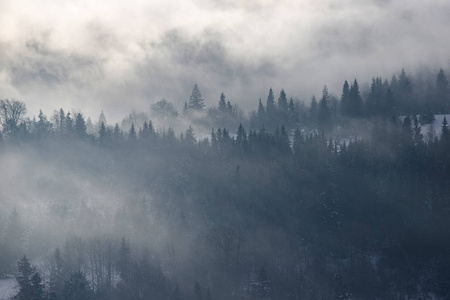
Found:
[0,99,27,136]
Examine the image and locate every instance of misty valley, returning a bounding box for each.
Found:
[1,68,450,300]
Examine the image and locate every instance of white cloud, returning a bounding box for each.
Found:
[0,0,449,122]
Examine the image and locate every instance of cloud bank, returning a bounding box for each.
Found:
[0,0,449,122]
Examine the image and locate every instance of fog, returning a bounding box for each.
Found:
[1,0,450,121]
[1,1,450,299]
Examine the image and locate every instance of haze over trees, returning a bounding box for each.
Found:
[0,69,450,299]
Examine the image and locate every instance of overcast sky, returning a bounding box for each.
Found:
[0,0,449,122]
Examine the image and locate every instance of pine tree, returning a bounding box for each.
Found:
[318,86,332,130]
[98,110,107,126]
[349,79,363,117]
[436,68,449,113]
[341,80,350,116]
[288,97,297,124]
[113,123,121,142]
[36,110,52,137]
[188,84,205,111]
[218,92,227,112]
[185,126,196,144]
[59,108,65,133]
[412,115,423,145]
[74,113,87,138]
[128,123,137,142]
[65,112,73,134]
[257,98,265,125]
[266,88,276,121]
[397,69,414,113]
[278,89,288,111]
[183,102,189,116]
[441,116,450,144]
[97,121,106,143]
[310,96,318,125]
[13,256,45,300]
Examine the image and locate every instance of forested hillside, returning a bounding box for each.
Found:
[1,68,450,299]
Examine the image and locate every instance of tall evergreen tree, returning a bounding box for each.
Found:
[13,256,45,300]
[188,84,205,111]
[318,86,332,130]
[257,98,265,125]
[74,113,87,138]
[218,92,227,113]
[288,97,297,124]
[266,88,276,125]
[396,69,414,113]
[441,116,450,144]
[436,68,449,113]
[340,80,350,116]
[128,123,137,142]
[98,122,106,145]
[278,89,288,111]
[310,96,318,125]
[59,108,65,133]
[349,79,363,117]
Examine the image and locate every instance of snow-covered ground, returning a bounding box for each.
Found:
[0,278,16,300]
[421,114,450,142]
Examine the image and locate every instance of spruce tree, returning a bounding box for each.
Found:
[74,113,87,138]
[340,80,350,116]
[218,92,227,112]
[188,84,205,111]
[257,98,265,125]
[98,122,106,144]
[318,86,332,130]
[278,89,288,111]
[436,68,449,113]
[266,88,276,121]
[349,79,363,117]
[13,256,45,300]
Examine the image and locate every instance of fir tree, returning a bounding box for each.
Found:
[441,116,450,144]
[128,123,137,142]
[188,84,205,111]
[257,98,265,125]
[341,80,350,116]
[218,92,227,112]
[349,79,363,117]
[436,68,449,113]
[310,96,318,125]
[318,86,332,130]
[278,89,288,111]
[74,113,87,138]
[266,88,276,118]
[98,122,106,144]
[13,256,45,300]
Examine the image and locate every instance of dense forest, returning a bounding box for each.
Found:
[1,67,450,299]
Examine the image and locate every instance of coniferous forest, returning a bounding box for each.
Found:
[1,68,450,299]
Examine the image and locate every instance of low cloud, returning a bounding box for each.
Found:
[0,0,449,122]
